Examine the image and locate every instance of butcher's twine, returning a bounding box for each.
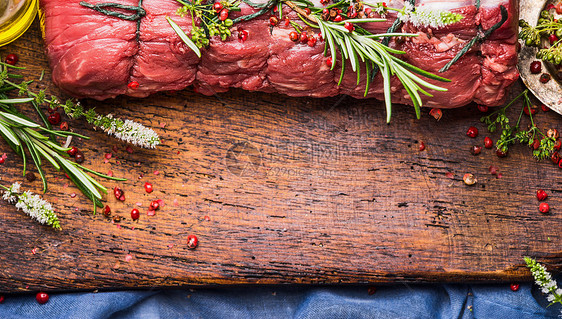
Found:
[79,0,145,40]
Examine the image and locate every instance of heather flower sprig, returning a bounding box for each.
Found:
[525,257,562,308]
[1,182,61,230]
[62,101,160,149]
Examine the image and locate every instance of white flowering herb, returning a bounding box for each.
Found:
[63,101,160,149]
[1,64,128,210]
[1,182,61,230]
[525,257,562,310]
[101,114,160,149]
[392,2,464,29]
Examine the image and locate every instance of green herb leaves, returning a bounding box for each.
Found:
[311,15,450,123]
[520,9,562,65]
[480,89,556,160]
[167,17,202,57]
[0,63,126,211]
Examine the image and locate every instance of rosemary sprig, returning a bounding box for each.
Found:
[3,75,160,149]
[480,89,555,160]
[288,1,450,123]
[168,0,465,122]
[0,63,126,211]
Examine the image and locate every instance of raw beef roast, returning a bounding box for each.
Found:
[39,0,519,108]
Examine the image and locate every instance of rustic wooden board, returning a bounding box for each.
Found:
[1,22,561,293]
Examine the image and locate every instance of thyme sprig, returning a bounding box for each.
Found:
[480,89,555,160]
[0,63,126,211]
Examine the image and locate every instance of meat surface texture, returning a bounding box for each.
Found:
[40,0,519,108]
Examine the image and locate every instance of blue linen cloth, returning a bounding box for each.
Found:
[0,284,560,318]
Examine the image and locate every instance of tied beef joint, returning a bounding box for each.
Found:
[40,0,519,108]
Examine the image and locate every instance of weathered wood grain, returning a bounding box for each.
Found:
[0,21,561,293]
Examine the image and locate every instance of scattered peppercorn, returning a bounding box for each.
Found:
[104,205,111,217]
[463,173,477,185]
[36,292,49,304]
[419,142,425,152]
[532,138,540,150]
[131,208,140,220]
[539,202,550,214]
[466,126,478,138]
[113,215,121,223]
[496,148,508,158]
[289,31,299,42]
[540,73,551,83]
[300,32,308,44]
[477,105,488,112]
[25,172,36,182]
[144,182,153,193]
[470,145,482,155]
[510,283,520,292]
[344,21,354,32]
[269,16,278,26]
[114,187,125,201]
[484,137,493,149]
[429,108,442,121]
[149,200,160,211]
[307,35,317,47]
[213,2,223,11]
[75,151,84,164]
[547,129,560,139]
[47,112,61,125]
[523,105,538,116]
[127,81,139,90]
[67,146,78,157]
[5,54,18,65]
[530,61,542,74]
[238,29,248,42]
[219,8,229,21]
[536,189,548,201]
[187,234,199,249]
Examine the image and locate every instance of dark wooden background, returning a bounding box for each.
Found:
[0,21,561,293]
